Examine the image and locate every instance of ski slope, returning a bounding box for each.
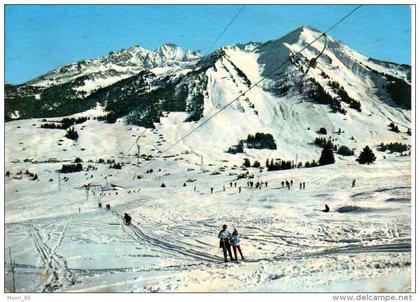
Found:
[4,117,412,292]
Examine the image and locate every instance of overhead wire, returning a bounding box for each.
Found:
[133,4,363,176]
[125,127,148,156]
[123,5,246,172]
[245,5,363,202]
[201,5,246,57]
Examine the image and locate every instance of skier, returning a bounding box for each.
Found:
[300,183,302,190]
[124,213,132,225]
[223,185,226,192]
[322,204,330,213]
[290,180,293,186]
[238,186,241,193]
[303,182,306,189]
[230,182,233,188]
[281,181,285,188]
[352,179,356,188]
[211,187,214,194]
[218,225,234,262]
[230,228,244,261]
[265,181,268,188]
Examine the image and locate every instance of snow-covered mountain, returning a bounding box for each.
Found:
[23,43,201,93]
[5,26,411,162]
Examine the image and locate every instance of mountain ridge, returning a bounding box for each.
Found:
[5,26,411,139]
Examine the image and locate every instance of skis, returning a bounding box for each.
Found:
[221,259,244,264]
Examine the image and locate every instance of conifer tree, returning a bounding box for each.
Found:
[357,146,376,164]
[65,127,79,141]
[319,143,335,166]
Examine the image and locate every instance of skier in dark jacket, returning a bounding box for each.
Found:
[124,213,132,225]
[218,224,233,262]
[322,204,330,213]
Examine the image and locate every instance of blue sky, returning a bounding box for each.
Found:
[5,4,411,84]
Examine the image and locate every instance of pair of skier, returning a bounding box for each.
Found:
[218,225,244,262]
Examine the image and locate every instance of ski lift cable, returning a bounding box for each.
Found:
[316,34,327,60]
[304,33,327,74]
[310,33,327,63]
[191,5,246,69]
[124,6,245,158]
[125,128,148,156]
[133,4,363,175]
[202,5,246,57]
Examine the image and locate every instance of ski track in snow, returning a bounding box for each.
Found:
[27,222,76,292]
[5,151,411,292]
[112,209,221,262]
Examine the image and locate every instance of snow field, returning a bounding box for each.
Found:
[5,118,411,292]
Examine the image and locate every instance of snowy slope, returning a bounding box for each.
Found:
[4,116,412,292]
